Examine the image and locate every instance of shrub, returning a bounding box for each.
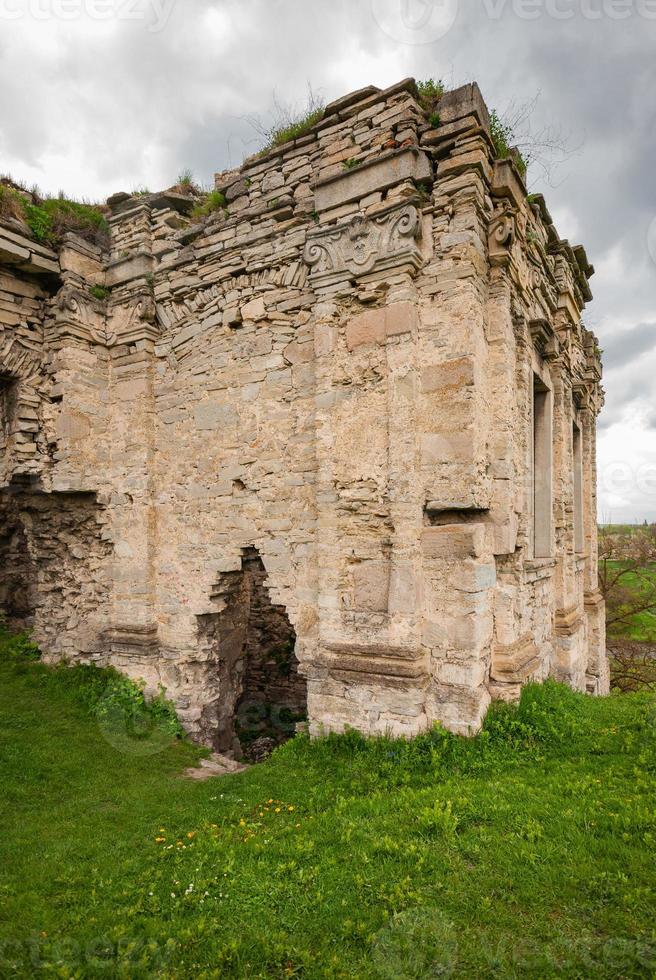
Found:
[90,284,111,301]
[177,169,194,188]
[0,181,27,223]
[489,109,528,178]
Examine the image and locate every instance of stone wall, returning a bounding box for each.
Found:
[0,78,608,745]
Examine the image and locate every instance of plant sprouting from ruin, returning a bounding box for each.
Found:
[249,84,325,152]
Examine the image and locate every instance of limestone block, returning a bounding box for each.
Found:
[422,524,486,560]
[421,357,475,393]
[352,562,390,612]
[421,431,476,464]
[261,169,285,193]
[194,401,238,430]
[436,83,489,129]
[240,296,266,321]
[346,301,417,350]
[313,147,432,212]
[428,681,491,736]
[388,563,418,615]
[345,308,386,350]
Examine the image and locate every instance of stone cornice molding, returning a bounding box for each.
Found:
[303,202,423,289]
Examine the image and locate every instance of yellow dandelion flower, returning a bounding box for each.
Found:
[275,807,281,813]
[288,806,294,811]
[155,837,166,844]
[267,799,273,804]
[187,831,196,839]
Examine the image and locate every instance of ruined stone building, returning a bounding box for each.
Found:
[0,80,608,753]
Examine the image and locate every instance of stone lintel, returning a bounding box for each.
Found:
[312,147,432,212]
[491,158,526,209]
[316,642,428,682]
[104,624,159,657]
[0,225,60,276]
[106,251,154,287]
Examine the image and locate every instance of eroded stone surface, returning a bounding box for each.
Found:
[0,79,607,746]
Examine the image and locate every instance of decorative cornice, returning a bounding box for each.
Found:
[303,202,424,289]
[51,285,113,346]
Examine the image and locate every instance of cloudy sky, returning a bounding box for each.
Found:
[1,0,655,521]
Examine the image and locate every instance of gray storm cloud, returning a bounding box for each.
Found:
[1,0,655,518]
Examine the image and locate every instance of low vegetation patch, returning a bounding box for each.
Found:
[89,284,111,302]
[417,77,444,108]
[190,189,228,222]
[1,628,654,977]
[0,177,109,249]
[253,88,325,154]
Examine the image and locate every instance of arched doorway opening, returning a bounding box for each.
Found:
[198,548,307,760]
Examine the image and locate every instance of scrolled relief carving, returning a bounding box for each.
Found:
[110,290,159,345]
[488,210,516,268]
[303,203,423,286]
[53,286,112,347]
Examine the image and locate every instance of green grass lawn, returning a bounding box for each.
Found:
[1,633,655,978]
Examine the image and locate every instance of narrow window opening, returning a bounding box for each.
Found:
[533,376,552,558]
[573,422,584,554]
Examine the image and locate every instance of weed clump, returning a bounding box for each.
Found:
[89,284,111,302]
[252,88,325,154]
[489,109,528,179]
[190,189,228,222]
[417,78,445,116]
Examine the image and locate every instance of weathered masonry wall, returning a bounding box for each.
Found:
[0,79,608,747]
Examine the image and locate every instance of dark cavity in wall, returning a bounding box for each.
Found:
[0,483,110,642]
[0,500,34,626]
[198,547,307,761]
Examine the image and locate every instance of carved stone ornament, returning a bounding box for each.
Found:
[529,317,560,361]
[303,203,423,287]
[53,285,114,346]
[488,210,516,267]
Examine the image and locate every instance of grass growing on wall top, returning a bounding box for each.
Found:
[0,628,655,977]
[0,178,109,249]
